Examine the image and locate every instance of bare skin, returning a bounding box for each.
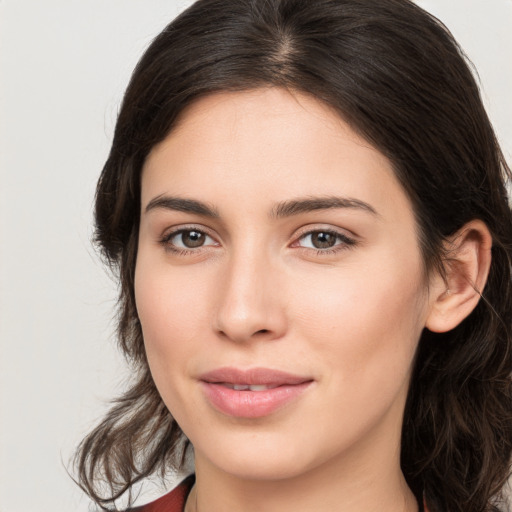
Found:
[135,88,491,512]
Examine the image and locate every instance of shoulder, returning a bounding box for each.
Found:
[127,475,195,512]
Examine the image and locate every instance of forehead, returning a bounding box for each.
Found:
[141,88,412,223]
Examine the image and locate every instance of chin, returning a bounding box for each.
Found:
[203,449,313,481]
[190,425,340,482]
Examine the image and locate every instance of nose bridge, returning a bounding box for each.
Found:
[214,241,285,343]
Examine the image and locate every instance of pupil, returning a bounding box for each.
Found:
[183,230,205,248]
[313,232,336,249]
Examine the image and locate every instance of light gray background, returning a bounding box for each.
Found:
[0,1,511,511]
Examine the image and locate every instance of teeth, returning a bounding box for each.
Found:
[224,384,276,391]
[248,385,269,391]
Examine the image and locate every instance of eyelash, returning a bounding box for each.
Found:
[293,229,357,255]
[159,226,218,256]
[159,226,357,256]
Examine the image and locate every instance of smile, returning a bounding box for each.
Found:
[199,367,314,418]
[222,384,279,391]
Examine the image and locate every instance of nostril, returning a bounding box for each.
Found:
[255,329,270,335]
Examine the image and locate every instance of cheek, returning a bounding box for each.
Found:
[291,252,427,389]
[134,259,217,431]
[134,257,211,379]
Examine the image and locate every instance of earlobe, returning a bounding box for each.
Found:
[425,220,492,333]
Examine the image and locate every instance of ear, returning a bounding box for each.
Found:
[425,220,492,333]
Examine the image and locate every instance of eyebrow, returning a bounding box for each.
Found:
[144,194,378,219]
[270,196,378,218]
[144,195,220,218]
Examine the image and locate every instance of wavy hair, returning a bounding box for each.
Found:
[75,0,512,510]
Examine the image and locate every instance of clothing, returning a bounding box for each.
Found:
[129,474,428,512]
[128,475,195,512]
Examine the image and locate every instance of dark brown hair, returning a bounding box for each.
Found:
[75,1,512,510]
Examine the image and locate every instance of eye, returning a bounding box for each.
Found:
[296,229,356,251]
[162,228,218,252]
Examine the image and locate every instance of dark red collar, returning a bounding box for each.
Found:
[128,475,195,512]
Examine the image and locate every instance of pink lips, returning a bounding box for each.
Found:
[199,367,313,418]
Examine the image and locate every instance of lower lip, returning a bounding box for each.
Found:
[201,382,312,418]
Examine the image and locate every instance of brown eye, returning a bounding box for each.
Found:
[180,230,206,248]
[310,231,337,249]
[165,229,216,250]
[297,230,356,252]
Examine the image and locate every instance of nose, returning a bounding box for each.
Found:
[213,249,287,344]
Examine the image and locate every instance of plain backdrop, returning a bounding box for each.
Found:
[0,1,511,511]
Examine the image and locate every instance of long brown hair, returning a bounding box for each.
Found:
[75,1,512,510]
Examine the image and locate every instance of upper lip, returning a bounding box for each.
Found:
[199,367,313,386]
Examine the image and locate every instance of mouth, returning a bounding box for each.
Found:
[199,367,314,418]
[220,383,280,391]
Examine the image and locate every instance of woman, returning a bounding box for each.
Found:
[75,0,512,511]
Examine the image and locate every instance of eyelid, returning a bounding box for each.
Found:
[290,225,358,252]
[159,224,220,253]
[161,223,217,239]
[292,224,357,242]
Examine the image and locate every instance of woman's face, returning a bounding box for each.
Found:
[135,88,434,481]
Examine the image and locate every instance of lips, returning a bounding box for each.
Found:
[199,367,313,418]
[223,383,278,391]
